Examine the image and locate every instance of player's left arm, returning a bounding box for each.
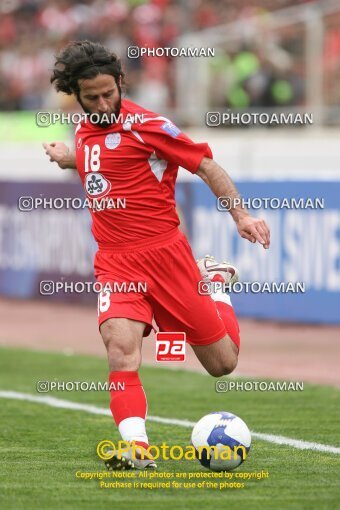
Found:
[197,157,270,249]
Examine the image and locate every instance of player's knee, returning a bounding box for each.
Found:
[108,346,141,371]
[100,319,141,370]
[208,353,238,377]
[223,353,238,375]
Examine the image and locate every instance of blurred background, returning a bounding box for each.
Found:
[0,0,339,384]
[1,0,340,120]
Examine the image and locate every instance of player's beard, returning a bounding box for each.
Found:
[78,87,122,129]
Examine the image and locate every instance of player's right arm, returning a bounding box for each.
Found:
[42,142,77,170]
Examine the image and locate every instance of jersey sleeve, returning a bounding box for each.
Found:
[137,118,213,173]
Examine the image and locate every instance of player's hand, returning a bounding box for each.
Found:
[236,216,270,249]
[42,141,71,169]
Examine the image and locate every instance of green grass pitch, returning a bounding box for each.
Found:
[0,346,339,510]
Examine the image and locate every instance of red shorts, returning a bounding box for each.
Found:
[94,228,227,345]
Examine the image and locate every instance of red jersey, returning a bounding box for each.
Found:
[75,99,212,247]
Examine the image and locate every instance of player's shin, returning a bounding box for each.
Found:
[108,371,157,468]
[196,256,240,351]
[210,289,240,351]
[109,370,148,443]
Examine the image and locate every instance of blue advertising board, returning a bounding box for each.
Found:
[185,181,340,324]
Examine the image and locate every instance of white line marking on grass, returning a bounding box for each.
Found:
[0,390,111,416]
[250,432,340,454]
[1,390,340,455]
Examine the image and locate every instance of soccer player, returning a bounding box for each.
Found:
[43,41,270,469]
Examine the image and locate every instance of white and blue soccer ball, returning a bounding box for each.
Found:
[191,411,251,471]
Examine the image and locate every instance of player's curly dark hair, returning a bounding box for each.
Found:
[50,40,125,97]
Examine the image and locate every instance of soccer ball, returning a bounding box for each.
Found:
[191,411,251,471]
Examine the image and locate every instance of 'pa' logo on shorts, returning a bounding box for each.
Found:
[156,332,186,362]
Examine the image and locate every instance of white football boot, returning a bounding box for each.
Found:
[197,255,239,289]
[104,443,157,471]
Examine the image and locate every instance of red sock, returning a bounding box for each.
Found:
[215,301,240,350]
[109,371,147,427]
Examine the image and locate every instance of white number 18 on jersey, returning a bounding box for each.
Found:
[84,144,101,172]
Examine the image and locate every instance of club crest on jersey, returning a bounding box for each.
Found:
[161,120,181,138]
[85,173,111,198]
[105,133,121,150]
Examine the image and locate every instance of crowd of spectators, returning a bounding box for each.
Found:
[0,0,338,118]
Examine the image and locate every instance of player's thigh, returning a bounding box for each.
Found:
[190,334,238,377]
[100,317,146,371]
[150,234,226,345]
